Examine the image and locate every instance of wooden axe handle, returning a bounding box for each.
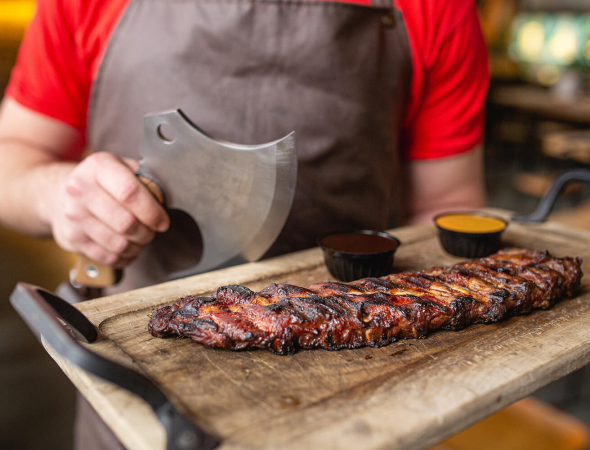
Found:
[71,176,165,288]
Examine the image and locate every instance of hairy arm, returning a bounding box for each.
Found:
[0,98,169,267]
[404,146,486,225]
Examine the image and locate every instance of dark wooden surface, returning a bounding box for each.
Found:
[48,211,590,450]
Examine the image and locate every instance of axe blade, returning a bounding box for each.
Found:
[137,109,297,277]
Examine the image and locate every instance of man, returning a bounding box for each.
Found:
[0,0,488,446]
[0,0,488,288]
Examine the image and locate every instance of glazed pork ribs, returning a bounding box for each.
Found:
[148,248,583,355]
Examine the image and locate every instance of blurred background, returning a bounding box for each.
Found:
[0,2,77,450]
[482,0,590,228]
[2,0,590,449]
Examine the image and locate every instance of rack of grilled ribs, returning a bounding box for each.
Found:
[148,248,583,355]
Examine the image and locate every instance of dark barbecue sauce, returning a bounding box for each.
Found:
[321,232,398,254]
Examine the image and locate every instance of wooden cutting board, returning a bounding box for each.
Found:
[47,210,590,450]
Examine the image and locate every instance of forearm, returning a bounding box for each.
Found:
[0,99,169,267]
[404,146,486,225]
[0,98,85,236]
[406,191,485,225]
[0,141,76,236]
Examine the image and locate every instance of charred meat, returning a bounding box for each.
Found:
[148,248,583,355]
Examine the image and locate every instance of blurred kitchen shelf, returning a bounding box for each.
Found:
[543,130,590,165]
[489,85,590,125]
[513,171,582,198]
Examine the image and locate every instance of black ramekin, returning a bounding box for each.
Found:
[318,230,401,282]
[434,212,508,258]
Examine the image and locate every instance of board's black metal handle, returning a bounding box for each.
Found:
[513,169,590,223]
[9,282,219,450]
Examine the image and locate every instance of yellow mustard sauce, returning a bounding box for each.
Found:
[435,214,506,234]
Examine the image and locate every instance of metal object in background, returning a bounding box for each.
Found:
[513,168,590,222]
[9,282,219,450]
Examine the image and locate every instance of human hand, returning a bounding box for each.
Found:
[51,152,170,268]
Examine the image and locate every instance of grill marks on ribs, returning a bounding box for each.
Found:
[148,248,583,355]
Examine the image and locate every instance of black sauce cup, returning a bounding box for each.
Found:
[318,230,401,282]
[434,212,508,258]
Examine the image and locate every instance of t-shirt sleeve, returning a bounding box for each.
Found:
[404,5,490,160]
[4,0,89,131]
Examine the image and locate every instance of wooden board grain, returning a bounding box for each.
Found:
[50,213,590,450]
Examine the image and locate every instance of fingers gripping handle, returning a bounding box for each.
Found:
[71,176,165,288]
[71,257,122,288]
[137,175,166,204]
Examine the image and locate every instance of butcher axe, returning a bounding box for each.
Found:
[71,109,297,287]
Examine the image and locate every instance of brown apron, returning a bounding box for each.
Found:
[85,0,412,295]
[75,2,412,446]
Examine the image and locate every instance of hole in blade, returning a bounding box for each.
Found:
[157,123,176,143]
[149,209,203,274]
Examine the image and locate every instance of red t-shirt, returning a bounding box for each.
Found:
[5,0,489,160]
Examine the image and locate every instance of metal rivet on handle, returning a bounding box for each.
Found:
[85,265,99,279]
[176,430,198,448]
[381,13,395,28]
